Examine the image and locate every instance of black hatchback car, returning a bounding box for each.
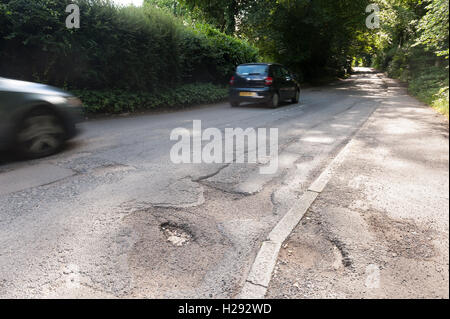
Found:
[229,63,300,108]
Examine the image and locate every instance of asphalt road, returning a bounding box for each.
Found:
[0,68,394,298]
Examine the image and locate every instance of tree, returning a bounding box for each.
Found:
[180,0,246,34]
[238,0,371,78]
[415,0,449,59]
[144,0,190,17]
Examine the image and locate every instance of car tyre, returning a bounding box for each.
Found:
[268,92,280,108]
[291,89,300,103]
[230,101,240,107]
[15,108,65,159]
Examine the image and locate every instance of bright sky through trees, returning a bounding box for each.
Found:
[112,0,143,6]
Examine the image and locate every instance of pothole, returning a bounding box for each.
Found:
[330,238,353,268]
[160,222,192,247]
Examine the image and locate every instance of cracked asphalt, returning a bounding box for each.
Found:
[0,68,430,298]
[267,74,449,299]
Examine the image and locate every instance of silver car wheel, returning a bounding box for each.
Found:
[17,113,64,157]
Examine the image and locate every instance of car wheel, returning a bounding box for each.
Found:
[291,89,300,103]
[16,108,65,159]
[230,101,240,107]
[268,92,279,108]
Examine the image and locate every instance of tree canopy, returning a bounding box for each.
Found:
[238,0,371,78]
[152,0,448,80]
[415,0,449,58]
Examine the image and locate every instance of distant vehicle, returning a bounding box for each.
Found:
[229,63,300,108]
[0,77,83,159]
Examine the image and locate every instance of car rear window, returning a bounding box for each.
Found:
[236,65,268,76]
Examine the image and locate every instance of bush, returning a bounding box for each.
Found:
[183,23,259,82]
[73,83,228,113]
[0,0,258,90]
[374,44,449,118]
[431,87,449,117]
[409,65,449,117]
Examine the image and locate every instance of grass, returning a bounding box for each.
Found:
[430,87,449,117]
[407,66,449,118]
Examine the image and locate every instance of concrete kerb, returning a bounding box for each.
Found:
[238,148,354,298]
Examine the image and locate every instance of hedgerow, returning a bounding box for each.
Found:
[0,0,258,109]
[73,83,228,113]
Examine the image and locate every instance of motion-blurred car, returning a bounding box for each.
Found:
[229,63,300,108]
[0,77,83,159]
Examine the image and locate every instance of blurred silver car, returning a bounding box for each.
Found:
[0,77,83,159]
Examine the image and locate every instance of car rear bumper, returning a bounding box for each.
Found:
[229,87,273,103]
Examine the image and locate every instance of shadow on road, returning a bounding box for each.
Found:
[0,140,82,168]
[235,101,295,109]
[0,151,18,167]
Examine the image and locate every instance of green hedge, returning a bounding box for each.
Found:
[0,0,258,90]
[73,83,228,113]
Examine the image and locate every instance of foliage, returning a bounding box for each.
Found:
[182,23,259,81]
[369,0,449,116]
[408,64,449,117]
[2,0,448,115]
[180,0,244,34]
[237,0,371,80]
[430,86,449,117]
[144,0,190,17]
[73,82,228,113]
[415,0,449,59]
[0,0,258,91]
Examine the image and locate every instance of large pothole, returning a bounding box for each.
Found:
[160,222,192,247]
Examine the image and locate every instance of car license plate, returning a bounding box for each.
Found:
[240,92,257,97]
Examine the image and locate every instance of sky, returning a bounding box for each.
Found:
[111,0,144,7]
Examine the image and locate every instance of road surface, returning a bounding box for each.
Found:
[267,75,449,298]
[0,68,447,298]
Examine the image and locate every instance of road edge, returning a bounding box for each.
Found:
[238,149,350,298]
[237,74,386,298]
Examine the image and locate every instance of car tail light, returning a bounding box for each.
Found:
[229,76,235,85]
[265,76,273,86]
